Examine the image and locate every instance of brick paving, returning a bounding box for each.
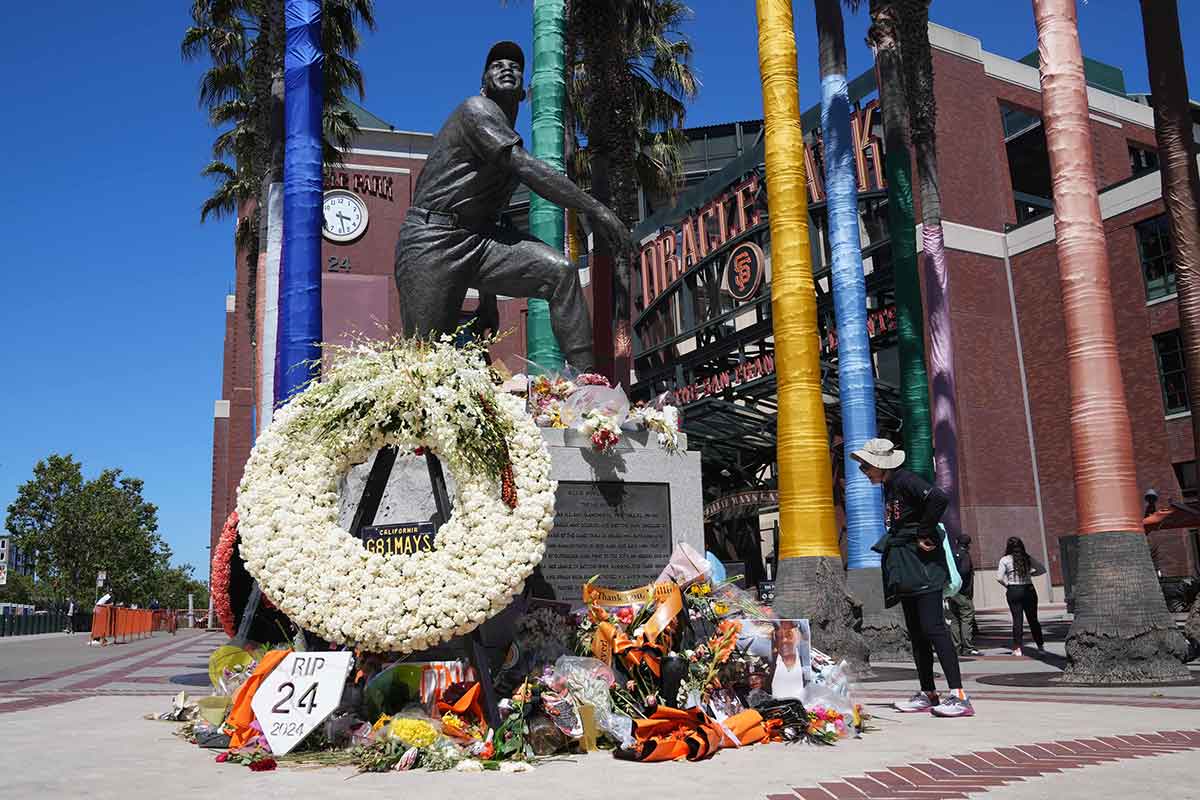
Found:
[0,631,219,714]
[782,730,1200,799]
[1,617,1197,799]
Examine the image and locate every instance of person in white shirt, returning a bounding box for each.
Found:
[996,536,1046,656]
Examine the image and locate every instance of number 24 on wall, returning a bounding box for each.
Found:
[271,681,319,714]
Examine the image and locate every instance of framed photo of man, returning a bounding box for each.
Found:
[735,618,812,700]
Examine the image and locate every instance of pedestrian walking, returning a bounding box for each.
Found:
[947,534,980,655]
[996,536,1046,656]
[853,439,973,719]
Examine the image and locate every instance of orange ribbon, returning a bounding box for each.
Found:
[225,649,290,749]
[590,584,683,677]
[627,706,767,762]
[435,682,485,739]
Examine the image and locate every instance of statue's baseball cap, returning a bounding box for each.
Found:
[484,40,525,73]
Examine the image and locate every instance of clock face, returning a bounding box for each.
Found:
[322,190,368,243]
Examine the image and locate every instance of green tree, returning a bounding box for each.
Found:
[5,455,172,607]
[0,572,37,606]
[567,0,698,380]
[566,0,699,204]
[150,563,210,610]
[866,0,933,487]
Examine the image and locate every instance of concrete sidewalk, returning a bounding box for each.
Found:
[1,621,1197,798]
[0,691,1196,799]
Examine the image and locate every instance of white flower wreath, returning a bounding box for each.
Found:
[236,337,556,653]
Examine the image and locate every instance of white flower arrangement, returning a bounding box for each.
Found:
[236,336,556,653]
[578,409,622,453]
[525,370,682,454]
[633,405,680,453]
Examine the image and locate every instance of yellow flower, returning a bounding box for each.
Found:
[713,602,730,615]
[689,583,712,597]
[386,717,438,748]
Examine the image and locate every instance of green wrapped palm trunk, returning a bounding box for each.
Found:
[869,0,932,483]
[527,0,567,373]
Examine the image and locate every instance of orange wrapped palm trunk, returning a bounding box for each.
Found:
[755,0,866,665]
[1031,0,1186,682]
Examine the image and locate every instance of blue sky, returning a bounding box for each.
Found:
[2,1,1197,580]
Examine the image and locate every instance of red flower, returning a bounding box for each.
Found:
[211,512,240,638]
[214,752,229,763]
[248,758,277,772]
[616,607,635,625]
[591,428,620,453]
[500,462,518,509]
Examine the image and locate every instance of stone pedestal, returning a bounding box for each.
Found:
[338,429,705,603]
[538,428,703,602]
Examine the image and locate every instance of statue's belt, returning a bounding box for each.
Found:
[408,206,509,233]
[409,207,460,227]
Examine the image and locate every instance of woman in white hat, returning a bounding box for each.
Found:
[852,438,973,719]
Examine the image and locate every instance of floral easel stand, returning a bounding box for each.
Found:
[233,444,502,729]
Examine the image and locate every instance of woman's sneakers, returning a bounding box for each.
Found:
[932,690,975,718]
[894,691,938,713]
[1011,647,1023,657]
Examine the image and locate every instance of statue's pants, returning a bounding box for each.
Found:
[395,210,595,370]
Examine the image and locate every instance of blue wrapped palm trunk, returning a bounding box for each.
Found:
[276,0,324,404]
[821,72,884,569]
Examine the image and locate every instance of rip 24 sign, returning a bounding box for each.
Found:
[251,651,353,755]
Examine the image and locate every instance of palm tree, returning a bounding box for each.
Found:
[814,0,884,660]
[755,0,867,666]
[1139,0,1200,642]
[866,0,933,486]
[896,0,963,542]
[183,5,265,319]
[1031,0,1187,683]
[568,0,698,383]
[858,0,926,661]
[184,0,375,347]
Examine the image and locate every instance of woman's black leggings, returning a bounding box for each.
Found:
[900,591,962,692]
[1006,583,1044,649]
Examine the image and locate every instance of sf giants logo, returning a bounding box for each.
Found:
[727,241,764,301]
[733,250,753,292]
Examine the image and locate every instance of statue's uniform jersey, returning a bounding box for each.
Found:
[410,95,523,229]
[395,95,593,367]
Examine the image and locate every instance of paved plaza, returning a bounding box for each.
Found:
[1,612,1197,799]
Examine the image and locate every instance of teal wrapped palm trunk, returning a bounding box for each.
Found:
[527,0,567,373]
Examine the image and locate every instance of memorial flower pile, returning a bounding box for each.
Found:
[172,326,874,779]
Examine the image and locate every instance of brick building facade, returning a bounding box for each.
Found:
[208,26,1200,608]
[209,106,433,555]
[894,25,1197,607]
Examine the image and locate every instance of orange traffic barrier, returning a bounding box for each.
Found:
[90,607,162,644]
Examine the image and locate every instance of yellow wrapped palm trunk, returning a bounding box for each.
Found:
[756,0,865,663]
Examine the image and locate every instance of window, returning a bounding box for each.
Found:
[1137,214,1176,301]
[1154,330,1190,415]
[1173,461,1199,502]
[1129,144,1159,176]
[999,103,1053,224]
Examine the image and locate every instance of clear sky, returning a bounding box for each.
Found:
[2,1,1197,580]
